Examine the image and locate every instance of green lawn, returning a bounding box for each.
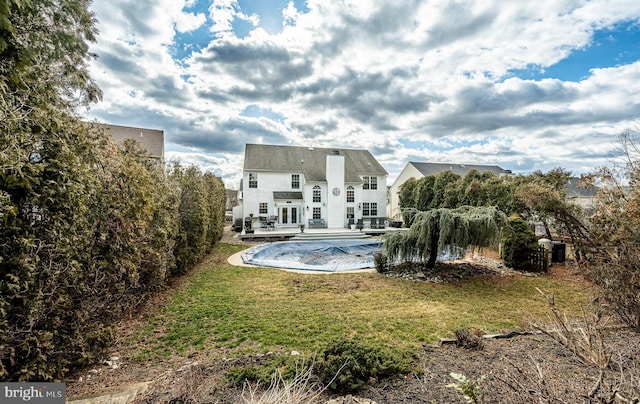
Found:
[133,243,592,366]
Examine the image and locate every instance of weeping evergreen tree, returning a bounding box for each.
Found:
[384,206,509,269]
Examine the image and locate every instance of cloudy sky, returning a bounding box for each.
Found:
[84,0,640,188]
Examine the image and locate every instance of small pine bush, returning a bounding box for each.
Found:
[501,214,539,271]
[317,341,411,393]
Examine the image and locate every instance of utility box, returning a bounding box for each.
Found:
[551,241,566,263]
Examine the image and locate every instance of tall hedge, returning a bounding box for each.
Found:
[1,0,227,381]
[0,123,226,381]
[171,165,226,275]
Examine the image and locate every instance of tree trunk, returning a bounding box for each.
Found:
[426,223,439,268]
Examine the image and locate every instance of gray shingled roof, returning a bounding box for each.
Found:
[101,124,164,159]
[243,144,388,182]
[410,162,511,177]
[566,177,598,197]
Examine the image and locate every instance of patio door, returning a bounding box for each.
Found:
[278,206,300,226]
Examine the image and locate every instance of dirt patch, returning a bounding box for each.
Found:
[68,329,640,403]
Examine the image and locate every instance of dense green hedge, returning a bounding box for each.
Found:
[0,0,226,381]
[0,123,226,381]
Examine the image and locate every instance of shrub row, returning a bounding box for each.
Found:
[0,122,226,381]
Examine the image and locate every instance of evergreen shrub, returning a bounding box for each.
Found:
[317,341,411,393]
[500,214,539,271]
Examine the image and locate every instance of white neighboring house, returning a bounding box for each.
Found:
[239,144,388,229]
[388,162,512,220]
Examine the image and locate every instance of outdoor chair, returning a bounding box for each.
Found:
[267,215,277,230]
[258,216,269,230]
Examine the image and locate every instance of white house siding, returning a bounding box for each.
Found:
[304,181,325,225]
[326,154,345,228]
[361,178,387,224]
[243,171,305,227]
[388,164,423,220]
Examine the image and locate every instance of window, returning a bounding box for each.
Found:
[313,207,321,219]
[249,173,258,188]
[370,202,378,216]
[259,202,268,214]
[313,185,321,202]
[363,176,377,190]
[362,202,370,216]
[346,207,354,219]
[346,186,354,203]
[291,174,300,189]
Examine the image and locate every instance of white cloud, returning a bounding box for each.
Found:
[86,0,640,187]
[174,11,207,33]
[209,0,259,37]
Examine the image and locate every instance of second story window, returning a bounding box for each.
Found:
[346,186,354,203]
[249,173,258,188]
[313,185,321,202]
[370,176,378,190]
[292,174,300,189]
[363,176,377,190]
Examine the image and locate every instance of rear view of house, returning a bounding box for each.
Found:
[239,144,388,230]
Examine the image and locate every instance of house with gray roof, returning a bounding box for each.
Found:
[240,144,388,230]
[566,177,599,213]
[388,162,512,219]
[99,123,164,161]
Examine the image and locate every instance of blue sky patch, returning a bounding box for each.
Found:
[240,104,286,122]
[171,23,213,60]
[236,0,308,34]
[509,21,640,82]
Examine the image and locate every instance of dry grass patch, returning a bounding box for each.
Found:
[132,243,592,376]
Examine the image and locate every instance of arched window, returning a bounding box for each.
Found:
[346,186,355,203]
[313,185,321,202]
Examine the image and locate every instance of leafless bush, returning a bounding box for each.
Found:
[490,354,587,404]
[489,289,640,403]
[531,288,610,370]
[241,358,341,404]
[584,243,640,331]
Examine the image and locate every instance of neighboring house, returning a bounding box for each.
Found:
[388,162,512,220]
[566,177,599,213]
[226,189,239,211]
[240,144,388,229]
[99,123,165,162]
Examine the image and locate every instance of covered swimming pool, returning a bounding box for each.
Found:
[240,239,384,272]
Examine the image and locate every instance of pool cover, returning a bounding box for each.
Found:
[241,239,384,272]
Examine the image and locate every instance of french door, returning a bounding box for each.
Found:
[278,206,300,226]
